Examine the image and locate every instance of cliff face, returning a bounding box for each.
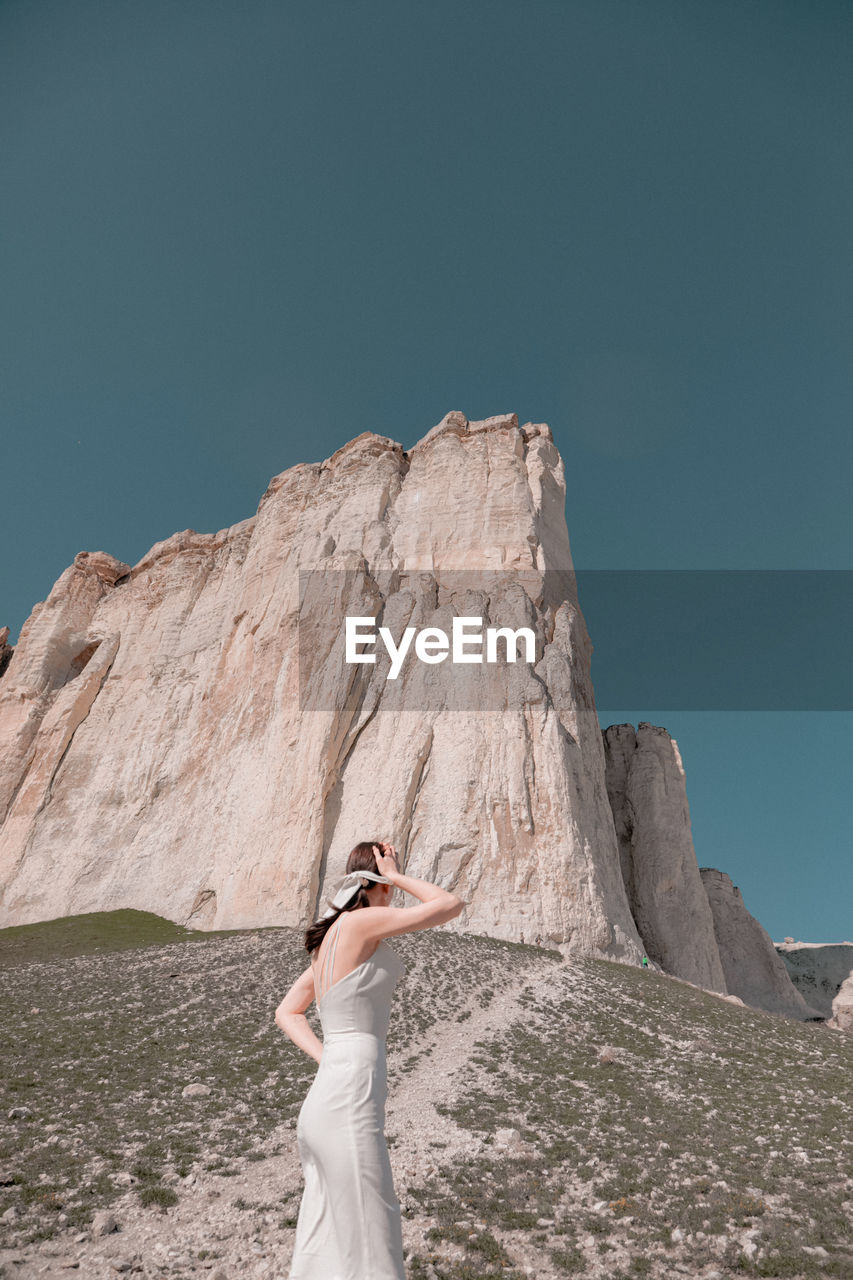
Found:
[700,869,824,1021]
[0,413,832,1021]
[0,412,644,961]
[602,722,727,993]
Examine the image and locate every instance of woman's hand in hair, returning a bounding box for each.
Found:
[373,842,401,882]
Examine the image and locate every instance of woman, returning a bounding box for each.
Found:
[275,840,464,1280]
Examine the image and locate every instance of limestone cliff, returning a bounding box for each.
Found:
[700,869,824,1021]
[0,412,644,962]
[602,722,727,993]
[827,970,853,1035]
[0,626,13,679]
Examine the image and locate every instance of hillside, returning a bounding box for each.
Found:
[1,912,851,1279]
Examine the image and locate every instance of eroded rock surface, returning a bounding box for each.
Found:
[602,722,727,994]
[0,412,643,962]
[827,970,853,1034]
[700,869,824,1022]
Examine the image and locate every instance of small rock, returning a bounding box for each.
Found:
[92,1209,118,1236]
[671,1227,684,1243]
[7,1106,33,1121]
[494,1128,522,1146]
[182,1083,212,1098]
[1,1206,19,1223]
[210,1268,229,1280]
[74,1232,88,1244]
[598,1046,620,1065]
[0,1169,20,1185]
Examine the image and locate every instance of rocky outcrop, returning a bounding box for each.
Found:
[700,869,824,1021]
[0,625,13,679]
[773,942,853,1018]
[0,412,645,962]
[602,722,727,993]
[827,971,853,1034]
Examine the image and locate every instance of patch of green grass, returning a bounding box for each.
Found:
[138,1184,178,1210]
[0,909,239,966]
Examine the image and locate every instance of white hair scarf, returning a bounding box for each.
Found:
[319,869,394,920]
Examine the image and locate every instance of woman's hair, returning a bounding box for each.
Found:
[304,841,386,954]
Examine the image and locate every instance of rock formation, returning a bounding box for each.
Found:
[0,412,836,1025]
[773,942,853,1018]
[700,869,824,1021]
[602,722,727,993]
[0,412,645,962]
[600,723,824,1021]
[0,625,13,679]
[827,970,853,1035]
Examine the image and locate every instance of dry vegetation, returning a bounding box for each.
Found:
[1,910,851,1279]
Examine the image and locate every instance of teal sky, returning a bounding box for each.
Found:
[2,0,851,941]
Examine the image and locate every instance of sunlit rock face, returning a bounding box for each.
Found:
[0,412,644,963]
[602,722,727,994]
[700,869,824,1022]
[827,970,853,1035]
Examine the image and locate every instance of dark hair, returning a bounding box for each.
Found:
[304,841,387,955]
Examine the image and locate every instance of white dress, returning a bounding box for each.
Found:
[289,914,407,1280]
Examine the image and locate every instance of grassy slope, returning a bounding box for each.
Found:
[1,912,851,1278]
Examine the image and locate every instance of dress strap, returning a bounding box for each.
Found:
[320,915,343,998]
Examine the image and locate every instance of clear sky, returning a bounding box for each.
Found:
[2,0,850,941]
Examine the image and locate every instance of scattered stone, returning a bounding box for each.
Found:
[74,1232,88,1244]
[1,1206,19,1223]
[0,1169,20,1185]
[7,1106,33,1121]
[92,1209,118,1236]
[181,1083,212,1098]
[598,1046,621,1065]
[671,1227,684,1243]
